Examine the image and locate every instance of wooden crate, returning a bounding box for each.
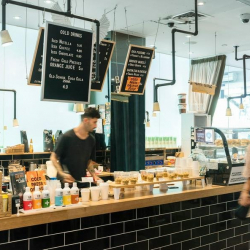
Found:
[0,171,12,217]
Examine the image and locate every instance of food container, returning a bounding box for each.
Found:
[167,156,176,165]
[140,170,148,181]
[114,171,123,184]
[146,170,155,182]
[167,168,176,179]
[155,169,164,181]
[121,172,130,185]
[129,172,139,184]
[178,104,187,114]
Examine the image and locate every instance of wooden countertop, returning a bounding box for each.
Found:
[0,183,243,231]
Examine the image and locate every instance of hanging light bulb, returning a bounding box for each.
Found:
[73,104,85,113]
[13,119,19,127]
[239,98,244,109]
[1,30,13,47]
[152,112,157,117]
[153,102,160,113]
[226,104,232,116]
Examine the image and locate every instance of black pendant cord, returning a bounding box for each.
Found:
[0,89,17,120]
[2,0,100,82]
[227,46,250,108]
[153,0,199,103]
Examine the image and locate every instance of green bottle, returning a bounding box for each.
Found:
[42,185,50,208]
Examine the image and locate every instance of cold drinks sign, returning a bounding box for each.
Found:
[119,45,154,95]
[41,22,93,103]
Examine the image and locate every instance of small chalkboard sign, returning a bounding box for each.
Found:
[119,45,154,95]
[28,27,44,86]
[41,22,93,103]
[91,40,115,92]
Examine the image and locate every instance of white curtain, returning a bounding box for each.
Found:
[189,56,226,114]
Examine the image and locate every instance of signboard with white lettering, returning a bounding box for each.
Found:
[28,28,44,86]
[119,44,154,95]
[41,22,93,103]
[91,40,115,91]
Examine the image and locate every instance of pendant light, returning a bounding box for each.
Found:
[239,98,244,109]
[1,2,13,47]
[73,104,85,113]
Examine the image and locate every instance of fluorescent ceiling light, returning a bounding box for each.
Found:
[198,2,205,5]
[44,0,54,3]
[13,16,21,20]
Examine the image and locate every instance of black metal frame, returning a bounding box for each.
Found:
[1,0,100,82]
[0,89,17,120]
[153,0,199,104]
[227,46,250,108]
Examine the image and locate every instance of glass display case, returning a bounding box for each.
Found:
[191,127,249,185]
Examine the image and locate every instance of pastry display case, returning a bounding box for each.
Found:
[192,127,249,185]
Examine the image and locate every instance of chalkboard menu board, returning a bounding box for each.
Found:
[119,45,154,95]
[28,28,44,86]
[41,22,93,103]
[91,40,115,92]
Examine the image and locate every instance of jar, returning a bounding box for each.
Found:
[114,171,123,184]
[167,156,176,166]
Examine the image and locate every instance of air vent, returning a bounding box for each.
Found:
[171,11,211,23]
[236,0,250,6]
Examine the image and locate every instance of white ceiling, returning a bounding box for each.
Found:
[2,0,250,58]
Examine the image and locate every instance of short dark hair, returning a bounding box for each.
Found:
[81,107,100,119]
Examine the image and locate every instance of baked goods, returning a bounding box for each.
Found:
[115,177,122,184]
[214,139,223,146]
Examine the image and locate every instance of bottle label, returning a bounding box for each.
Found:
[63,195,71,205]
[64,190,70,195]
[71,194,79,204]
[55,196,63,206]
[56,191,63,197]
[34,194,41,200]
[71,190,79,195]
[42,198,50,208]
[42,193,50,199]
[23,200,32,210]
[33,199,42,209]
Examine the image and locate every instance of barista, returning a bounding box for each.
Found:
[50,107,102,187]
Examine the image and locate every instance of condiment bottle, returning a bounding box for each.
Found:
[70,182,79,204]
[55,183,63,206]
[42,185,50,208]
[63,183,71,205]
[29,139,33,153]
[23,187,33,210]
[33,186,42,209]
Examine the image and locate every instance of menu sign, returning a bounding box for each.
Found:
[41,22,93,103]
[28,28,44,86]
[91,40,115,91]
[119,45,154,95]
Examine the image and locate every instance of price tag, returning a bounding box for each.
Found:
[81,177,94,183]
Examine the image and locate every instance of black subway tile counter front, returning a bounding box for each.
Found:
[1,184,250,250]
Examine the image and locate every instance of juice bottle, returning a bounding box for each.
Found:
[63,183,71,205]
[55,183,63,206]
[23,187,33,210]
[42,185,50,208]
[70,182,79,204]
[33,186,42,209]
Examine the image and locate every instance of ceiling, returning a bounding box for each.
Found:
[1,0,250,58]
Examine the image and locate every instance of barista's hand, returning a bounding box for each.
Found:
[61,173,75,183]
[239,190,250,207]
[93,176,103,183]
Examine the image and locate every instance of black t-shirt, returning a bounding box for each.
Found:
[54,129,96,180]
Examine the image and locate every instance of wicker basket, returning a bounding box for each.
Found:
[5,144,25,154]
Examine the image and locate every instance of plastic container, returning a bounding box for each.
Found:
[129,172,139,184]
[114,171,123,184]
[63,183,71,205]
[71,182,79,204]
[46,178,59,204]
[23,187,33,210]
[55,183,63,206]
[178,104,187,114]
[46,161,57,178]
[81,188,90,202]
[167,156,176,165]
[178,93,186,104]
[155,169,164,181]
[146,170,155,182]
[90,186,100,201]
[42,185,50,208]
[140,170,147,181]
[121,172,130,185]
[100,183,109,200]
[33,186,42,209]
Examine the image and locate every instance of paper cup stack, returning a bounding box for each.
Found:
[178,93,187,114]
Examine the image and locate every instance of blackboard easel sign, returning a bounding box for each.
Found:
[119,44,154,95]
[91,40,115,92]
[41,22,93,103]
[28,27,44,86]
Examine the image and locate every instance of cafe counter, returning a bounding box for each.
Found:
[0,183,249,250]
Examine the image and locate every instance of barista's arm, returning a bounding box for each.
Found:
[50,152,74,183]
[87,160,102,182]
